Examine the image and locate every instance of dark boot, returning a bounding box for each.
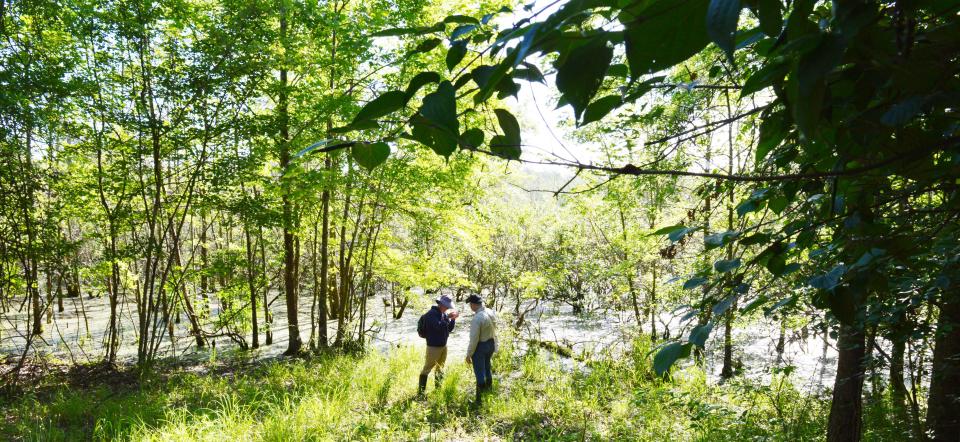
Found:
[474,382,484,406]
[434,371,444,389]
[417,374,428,397]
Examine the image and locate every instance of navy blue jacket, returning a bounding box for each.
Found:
[423,306,456,347]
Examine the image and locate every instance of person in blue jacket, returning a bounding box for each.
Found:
[418,294,458,396]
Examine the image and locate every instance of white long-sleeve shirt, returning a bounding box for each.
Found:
[467,306,497,357]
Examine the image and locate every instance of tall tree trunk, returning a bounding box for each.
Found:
[775,319,787,365]
[244,222,259,349]
[200,214,209,311]
[309,216,319,349]
[889,337,908,422]
[259,224,272,345]
[926,290,960,440]
[334,161,353,345]
[317,156,331,348]
[649,265,657,342]
[827,321,866,442]
[617,205,641,326]
[720,90,737,380]
[173,233,205,348]
[278,1,301,355]
[23,124,42,337]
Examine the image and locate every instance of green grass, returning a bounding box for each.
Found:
[3,334,901,441]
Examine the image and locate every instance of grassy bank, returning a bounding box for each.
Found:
[3,334,906,441]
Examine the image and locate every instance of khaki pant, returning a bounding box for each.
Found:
[421,345,447,376]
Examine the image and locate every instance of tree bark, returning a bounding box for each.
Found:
[927,290,960,440]
[889,337,908,424]
[827,321,866,442]
[245,222,259,349]
[318,165,331,348]
[278,1,301,355]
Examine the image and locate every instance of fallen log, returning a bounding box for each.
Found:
[529,339,574,358]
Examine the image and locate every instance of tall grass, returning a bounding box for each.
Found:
[3,333,900,441]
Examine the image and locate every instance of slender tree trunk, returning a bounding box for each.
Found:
[775,319,787,365]
[173,231,205,348]
[45,266,53,324]
[317,157,331,348]
[889,337,908,422]
[309,216,319,349]
[720,90,736,380]
[259,224,272,345]
[926,290,960,440]
[334,162,353,345]
[865,325,881,397]
[244,222,259,349]
[56,268,63,313]
[278,2,301,355]
[827,321,866,442]
[617,205,641,326]
[200,215,209,312]
[23,124,42,337]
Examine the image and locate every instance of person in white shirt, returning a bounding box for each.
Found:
[464,294,497,404]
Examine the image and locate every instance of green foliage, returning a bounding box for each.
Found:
[621,0,710,78]
[351,91,408,125]
[555,36,614,123]
[351,142,391,171]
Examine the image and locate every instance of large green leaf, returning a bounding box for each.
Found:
[352,91,407,125]
[494,109,520,146]
[736,200,760,217]
[714,258,741,273]
[371,22,444,37]
[712,295,738,316]
[753,0,782,37]
[763,250,786,274]
[755,112,786,162]
[419,81,459,136]
[443,15,479,25]
[580,95,623,126]
[683,277,708,290]
[410,116,457,157]
[705,230,739,249]
[653,342,692,376]
[409,38,442,55]
[688,323,713,348]
[555,37,613,121]
[793,33,846,136]
[739,232,770,246]
[652,224,686,236]
[410,81,460,157]
[450,24,477,40]
[459,128,484,149]
[489,135,521,160]
[707,0,742,61]
[740,62,788,97]
[446,40,468,71]
[351,142,390,170]
[621,0,710,78]
[809,264,847,291]
[404,72,441,102]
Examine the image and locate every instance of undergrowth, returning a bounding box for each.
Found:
[1,334,903,441]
